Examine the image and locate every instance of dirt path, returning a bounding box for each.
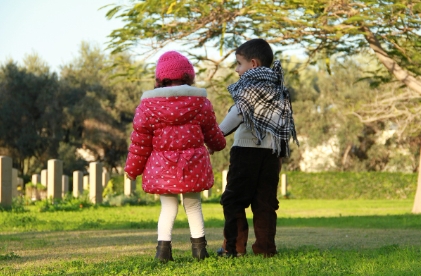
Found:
[2,227,420,269]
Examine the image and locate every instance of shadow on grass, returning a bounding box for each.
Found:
[208,214,421,230]
[276,214,421,229]
[2,214,421,234]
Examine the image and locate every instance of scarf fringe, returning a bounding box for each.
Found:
[243,112,298,157]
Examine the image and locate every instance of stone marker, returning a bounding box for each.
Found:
[203,189,211,199]
[73,171,83,198]
[32,174,41,185]
[41,169,48,187]
[0,156,12,207]
[281,173,287,197]
[124,174,136,196]
[12,168,18,198]
[47,159,63,200]
[102,169,110,188]
[89,162,103,204]
[62,175,69,197]
[83,175,89,190]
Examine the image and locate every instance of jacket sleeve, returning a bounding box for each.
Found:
[219,105,243,136]
[200,99,226,152]
[124,104,153,179]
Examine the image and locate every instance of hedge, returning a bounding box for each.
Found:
[284,171,418,200]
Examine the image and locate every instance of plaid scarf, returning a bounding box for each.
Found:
[227,60,299,156]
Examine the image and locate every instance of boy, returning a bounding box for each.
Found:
[217,39,298,257]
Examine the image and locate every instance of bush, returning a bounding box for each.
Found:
[103,192,158,207]
[35,192,93,212]
[0,197,29,213]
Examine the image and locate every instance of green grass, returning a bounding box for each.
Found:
[2,247,421,276]
[1,200,421,275]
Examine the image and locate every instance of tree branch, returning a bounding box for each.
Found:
[362,26,421,95]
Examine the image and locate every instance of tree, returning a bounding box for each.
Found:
[60,42,151,173]
[60,42,126,173]
[105,0,421,211]
[105,0,421,142]
[105,1,421,89]
[0,59,63,174]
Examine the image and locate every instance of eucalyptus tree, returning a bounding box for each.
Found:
[104,0,421,141]
[105,1,420,89]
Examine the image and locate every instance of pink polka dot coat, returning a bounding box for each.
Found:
[124,85,226,194]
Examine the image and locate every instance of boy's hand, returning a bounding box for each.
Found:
[278,157,283,173]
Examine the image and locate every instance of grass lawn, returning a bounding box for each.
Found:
[1,199,421,275]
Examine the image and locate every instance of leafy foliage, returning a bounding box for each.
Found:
[35,193,93,212]
[105,1,421,83]
[0,60,62,173]
[105,0,421,141]
[0,43,154,178]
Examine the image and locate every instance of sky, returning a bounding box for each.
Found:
[0,0,126,73]
[0,0,305,75]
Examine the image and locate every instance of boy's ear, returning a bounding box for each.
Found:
[251,59,261,68]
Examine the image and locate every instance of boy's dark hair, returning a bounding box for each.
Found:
[235,39,273,67]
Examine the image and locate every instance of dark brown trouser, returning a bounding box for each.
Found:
[220,146,281,256]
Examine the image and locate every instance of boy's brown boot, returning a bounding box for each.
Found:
[190,236,210,260]
[155,241,174,262]
[252,215,277,257]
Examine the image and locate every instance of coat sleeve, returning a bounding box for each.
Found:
[219,105,243,136]
[200,99,226,152]
[124,104,153,179]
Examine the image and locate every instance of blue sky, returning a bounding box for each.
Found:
[0,0,305,74]
[0,0,125,73]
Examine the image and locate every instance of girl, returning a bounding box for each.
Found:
[125,51,226,261]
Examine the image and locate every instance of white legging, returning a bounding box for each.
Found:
[157,192,205,241]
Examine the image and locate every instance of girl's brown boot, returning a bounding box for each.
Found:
[155,241,174,262]
[190,236,210,260]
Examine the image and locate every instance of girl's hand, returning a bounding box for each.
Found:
[125,173,136,181]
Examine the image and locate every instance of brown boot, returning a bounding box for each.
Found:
[190,236,209,260]
[219,214,249,256]
[252,210,277,257]
[155,241,174,262]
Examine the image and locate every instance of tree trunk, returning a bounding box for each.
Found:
[412,147,421,214]
[361,27,421,213]
[362,26,421,95]
[341,144,352,169]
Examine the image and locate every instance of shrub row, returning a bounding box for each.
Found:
[284,171,418,200]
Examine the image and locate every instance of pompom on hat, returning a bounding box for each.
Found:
[155,51,195,81]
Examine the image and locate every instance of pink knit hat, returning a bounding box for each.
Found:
[155,51,195,81]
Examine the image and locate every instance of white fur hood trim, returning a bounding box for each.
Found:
[141,85,207,99]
